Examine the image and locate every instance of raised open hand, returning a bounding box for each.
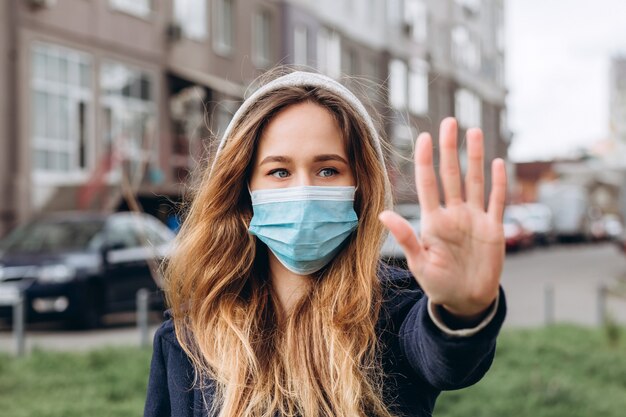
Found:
[379,117,507,321]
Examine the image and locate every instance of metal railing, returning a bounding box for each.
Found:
[7,288,157,356]
[13,292,25,356]
[136,288,151,348]
[542,282,625,326]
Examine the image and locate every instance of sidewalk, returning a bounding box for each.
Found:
[0,313,163,354]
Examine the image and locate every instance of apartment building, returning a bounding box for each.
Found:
[281,0,510,203]
[608,56,626,221]
[0,0,510,235]
[0,0,280,235]
[386,0,509,202]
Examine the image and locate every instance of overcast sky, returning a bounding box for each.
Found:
[506,0,626,162]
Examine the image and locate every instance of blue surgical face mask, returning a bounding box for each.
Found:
[248,185,358,275]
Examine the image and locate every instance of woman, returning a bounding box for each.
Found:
[144,70,507,417]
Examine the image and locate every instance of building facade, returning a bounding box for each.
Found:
[0,0,280,235]
[608,56,626,220]
[388,0,510,203]
[0,0,510,235]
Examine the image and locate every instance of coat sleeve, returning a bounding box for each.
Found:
[144,321,172,417]
[143,318,198,417]
[398,284,507,391]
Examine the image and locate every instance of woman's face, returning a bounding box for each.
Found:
[249,101,355,190]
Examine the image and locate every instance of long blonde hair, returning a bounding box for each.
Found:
[165,73,394,417]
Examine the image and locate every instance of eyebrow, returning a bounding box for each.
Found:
[313,154,349,164]
[259,155,291,166]
[259,154,348,166]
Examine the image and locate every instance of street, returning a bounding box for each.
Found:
[501,241,626,327]
[1,241,625,353]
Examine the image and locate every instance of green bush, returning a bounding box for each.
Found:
[0,346,152,417]
[435,325,626,417]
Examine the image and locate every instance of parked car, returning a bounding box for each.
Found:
[603,213,624,241]
[590,212,624,242]
[380,204,421,267]
[587,206,608,241]
[503,207,534,252]
[0,211,174,328]
[521,203,556,245]
[615,227,626,254]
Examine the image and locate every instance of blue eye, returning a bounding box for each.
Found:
[319,168,338,178]
[269,169,290,178]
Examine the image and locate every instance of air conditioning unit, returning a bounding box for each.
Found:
[27,0,57,9]
[166,23,183,43]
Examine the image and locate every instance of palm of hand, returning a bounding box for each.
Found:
[416,203,504,316]
[380,118,507,319]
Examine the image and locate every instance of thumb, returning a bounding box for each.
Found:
[378,210,423,263]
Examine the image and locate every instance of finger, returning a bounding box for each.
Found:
[378,210,423,261]
[438,118,463,206]
[464,128,485,210]
[487,158,507,223]
[414,133,441,214]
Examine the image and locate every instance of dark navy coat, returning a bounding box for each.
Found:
[144,265,507,417]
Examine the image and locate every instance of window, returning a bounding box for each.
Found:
[500,109,509,141]
[455,88,482,128]
[100,61,157,184]
[366,0,376,24]
[317,28,341,79]
[451,25,481,72]
[408,60,429,115]
[404,0,428,43]
[106,216,142,249]
[133,216,169,247]
[293,25,308,66]
[31,43,93,174]
[1,219,104,253]
[495,56,504,87]
[214,0,234,55]
[386,0,402,25]
[343,48,358,76]
[459,144,473,177]
[361,58,380,101]
[174,0,208,40]
[215,101,236,138]
[365,57,379,80]
[495,2,505,52]
[389,59,407,110]
[253,10,272,68]
[343,0,354,14]
[109,0,152,18]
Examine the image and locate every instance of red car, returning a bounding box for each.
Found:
[503,215,533,252]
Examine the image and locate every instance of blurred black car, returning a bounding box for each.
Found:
[0,211,175,328]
